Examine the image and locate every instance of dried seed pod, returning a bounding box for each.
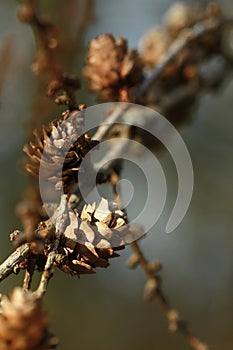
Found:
[24,110,98,194]
[83,34,144,102]
[0,288,58,349]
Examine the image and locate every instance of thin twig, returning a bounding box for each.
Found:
[130,241,209,350]
[95,138,129,175]
[23,255,37,291]
[35,269,54,298]
[93,103,130,142]
[18,0,79,110]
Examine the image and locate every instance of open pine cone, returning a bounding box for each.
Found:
[52,198,129,275]
[0,288,58,350]
[38,198,142,275]
[23,110,98,194]
[83,33,144,102]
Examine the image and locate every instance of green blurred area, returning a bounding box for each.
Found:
[0,1,233,349]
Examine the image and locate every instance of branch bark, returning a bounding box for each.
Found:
[0,244,31,282]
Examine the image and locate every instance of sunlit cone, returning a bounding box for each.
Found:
[39,198,142,276]
[23,110,98,194]
[83,33,144,101]
[0,288,58,350]
[52,197,132,275]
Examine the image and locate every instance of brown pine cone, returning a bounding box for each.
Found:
[23,110,98,194]
[40,197,142,276]
[83,33,144,102]
[140,27,172,68]
[56,197,129,275]
[0,288,58,350]
[164,2,222,38]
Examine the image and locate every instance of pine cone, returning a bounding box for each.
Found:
[140,1,225,101]
[0,288,58,350]
[56,198,128,275]
[140,27,172,68]
[40,198,142,275]
[83,34,144,102]
[23,110,98,194]
[164,2,222,38]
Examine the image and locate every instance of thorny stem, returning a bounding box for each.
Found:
[130,241,209,350]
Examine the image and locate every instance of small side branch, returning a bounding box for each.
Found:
[93,103,130,142]
[0,244,31,282]
[35,269,54,298]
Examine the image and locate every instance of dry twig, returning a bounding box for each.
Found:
[129,242,209,350]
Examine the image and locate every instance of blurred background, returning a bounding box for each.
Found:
[0,1,233,349]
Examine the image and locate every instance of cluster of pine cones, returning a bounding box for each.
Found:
[83,2,233,113]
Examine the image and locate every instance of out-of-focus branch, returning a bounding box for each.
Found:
[93,104,130,142]
[87,16,232,148]
[135,17,225,100]
[129,241,209,350]
[17,0,80,111]
[0,35,15,98]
